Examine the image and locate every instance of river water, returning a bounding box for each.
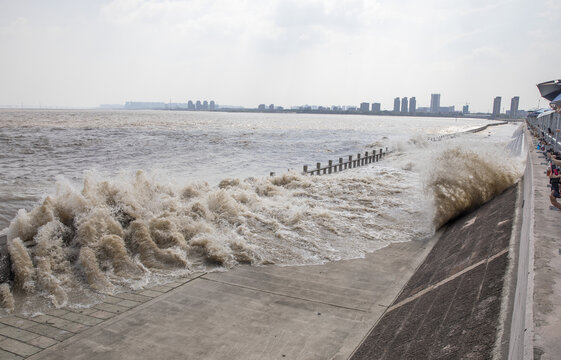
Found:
[0,109,526,311]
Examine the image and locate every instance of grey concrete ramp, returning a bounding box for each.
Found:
[28,237,439,360]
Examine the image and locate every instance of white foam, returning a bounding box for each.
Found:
[0,121,526,312]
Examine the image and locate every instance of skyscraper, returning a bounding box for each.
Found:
[360,102,370,112]
[463,104,469,114]
[372,103,381,112]
[409,97,416,114]
[393,97,400,112]
[510,96,519,118]
[493,97,501,118]
[401,97,408,113]
[430,94,441,113]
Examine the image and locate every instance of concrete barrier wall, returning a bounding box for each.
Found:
[508,135,534,359]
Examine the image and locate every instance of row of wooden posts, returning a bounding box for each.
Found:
[427,134,457,141]
[302,147,388,175]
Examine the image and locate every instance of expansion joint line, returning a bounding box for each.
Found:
[387,248,509,313]
[200,276,368,313]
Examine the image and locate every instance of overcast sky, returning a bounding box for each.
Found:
[1,0,560,112]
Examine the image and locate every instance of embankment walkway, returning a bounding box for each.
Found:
[526,135,561,360]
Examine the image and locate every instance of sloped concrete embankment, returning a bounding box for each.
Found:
[351,185,519,360]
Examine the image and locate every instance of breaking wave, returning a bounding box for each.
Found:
[427,147,522,227]
[2,167,433,312]
[0,123,526,313]
[387,123,525,228]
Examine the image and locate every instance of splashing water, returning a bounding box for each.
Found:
[0,111,526,313]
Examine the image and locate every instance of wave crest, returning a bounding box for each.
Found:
[3,167,432,311]
[428,146,521,228]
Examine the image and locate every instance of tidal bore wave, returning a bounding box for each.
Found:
[1,167,432,312]
[0,124,525,313]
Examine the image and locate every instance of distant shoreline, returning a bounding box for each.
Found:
[0,106,521,120]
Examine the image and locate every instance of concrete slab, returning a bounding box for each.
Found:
[28,234,439,360]
[529,145,561,359]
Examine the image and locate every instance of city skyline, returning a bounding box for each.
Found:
[1,1,559,113]
[114,93,523,117]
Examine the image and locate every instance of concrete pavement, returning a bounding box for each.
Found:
[527,138,561,360]
[2,234,438,360]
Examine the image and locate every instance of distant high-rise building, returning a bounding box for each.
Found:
[493,96,501,117]
[258,104,266,110]
[209,100,216,110]
[430,94,441,113]
[372,103,381,112]
[510,96,520,118]
[202,100,209,110]
[409,97,416,114]
[269,104,275,110]
[401,97,408,113]
[393,97,400,112]
[195,100,202,110]
[360,102,370,112]
[463,104,469,114]
[187,100,195,110]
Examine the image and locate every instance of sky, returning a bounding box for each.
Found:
[1,0,560,113]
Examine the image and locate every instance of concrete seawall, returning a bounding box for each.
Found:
[508,142,534,359]
[350,185,520,359]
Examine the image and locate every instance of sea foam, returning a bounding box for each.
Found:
[0,123,525,312]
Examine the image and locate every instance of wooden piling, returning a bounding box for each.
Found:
[295,146,390,178]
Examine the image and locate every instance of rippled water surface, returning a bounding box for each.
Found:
[0,109,527,312]
[0,109,498,229]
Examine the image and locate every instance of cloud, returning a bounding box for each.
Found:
[0,0,558,110]
[0,17,29,37]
